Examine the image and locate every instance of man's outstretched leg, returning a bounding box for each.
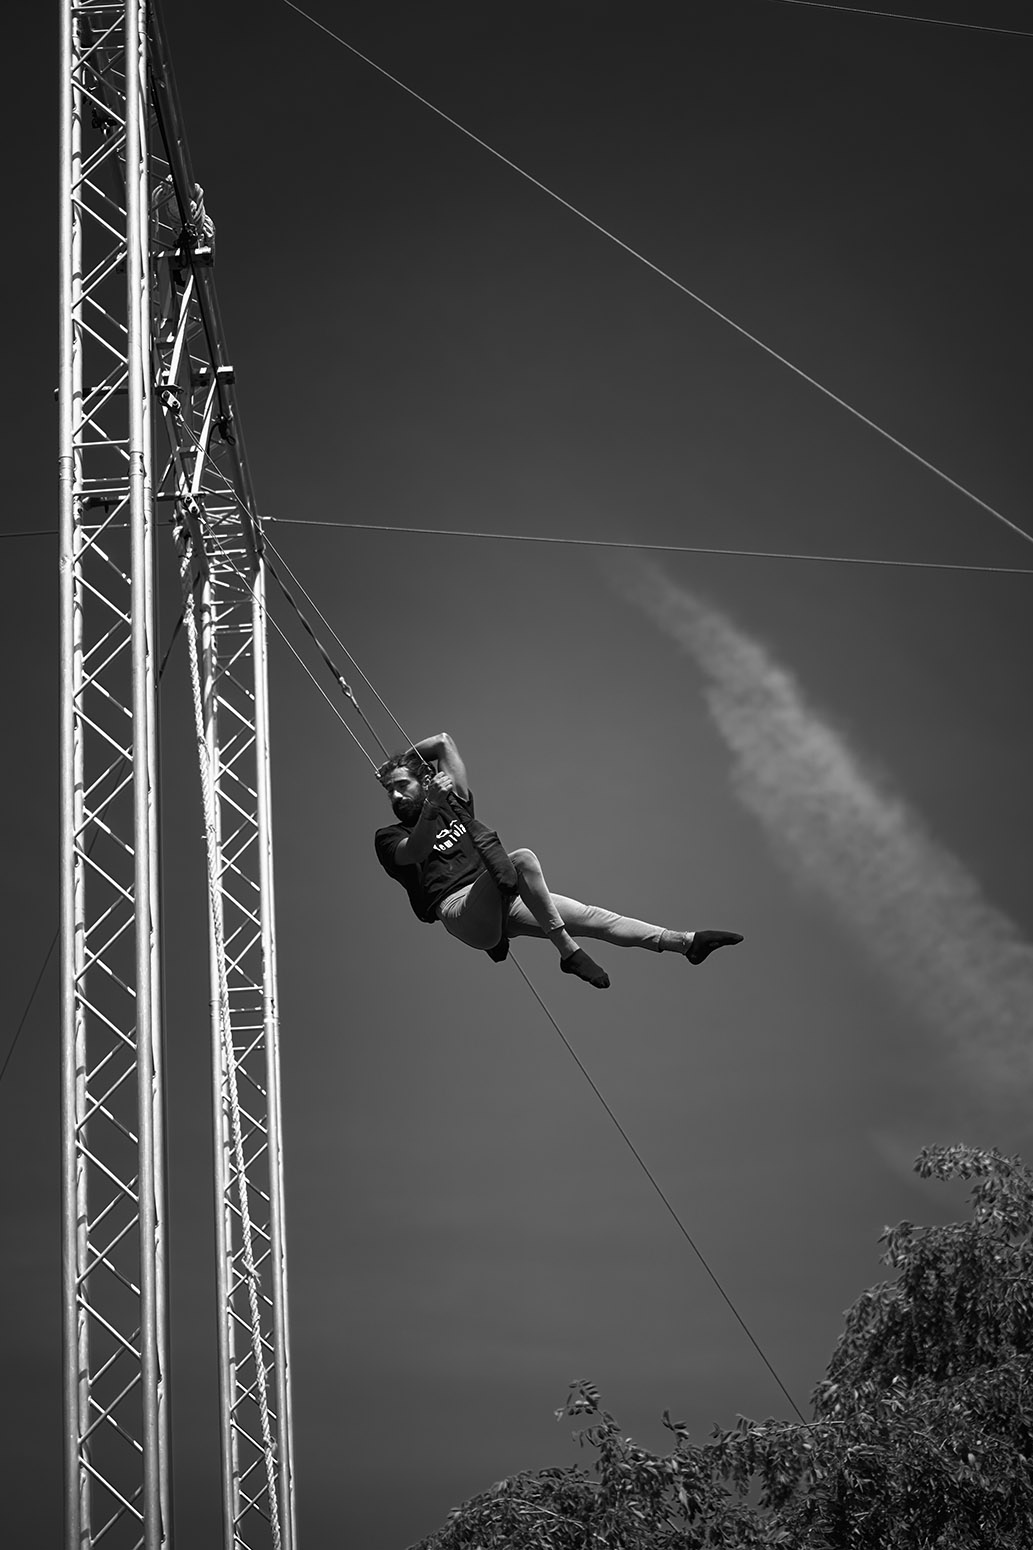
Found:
[505,850,743,985]
[508,848,611,988]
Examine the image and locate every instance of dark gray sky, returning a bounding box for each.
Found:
[4,2,1033,1545]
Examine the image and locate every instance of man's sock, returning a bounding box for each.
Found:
[547,923,578,959]
[684,929,744,965]
[560,948,611,989]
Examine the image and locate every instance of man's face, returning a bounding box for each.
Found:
[384,768,425,824]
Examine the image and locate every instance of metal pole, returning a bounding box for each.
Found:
[199,548,242,1550]
[125,2,167,1543]
[253,551,297,1550]
[59,4,89,1543]
[140,4,173,1529]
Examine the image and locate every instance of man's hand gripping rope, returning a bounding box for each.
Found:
[419,767,520,934]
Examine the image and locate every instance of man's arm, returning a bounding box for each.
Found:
[407,732,469,800]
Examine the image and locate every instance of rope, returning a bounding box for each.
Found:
[0,935,57,1091]
[266,604,381,771]
[191,517,382,771]
[256,533,516,896]
[251,526,804,1416]
[177,520,282,1550]
[248,528,433,775]
[251,537,517,948]
[257,536,390,761]
[277,0,1033,557]
[511,955,806,1422]
[760,0,1033,39]
[12,519,1033,576]
[262,535,415,751]
[265,517,1033,578]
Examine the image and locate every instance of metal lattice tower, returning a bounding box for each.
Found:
[59,4,296,1546]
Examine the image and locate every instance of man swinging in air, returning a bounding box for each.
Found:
[374,732,742,989]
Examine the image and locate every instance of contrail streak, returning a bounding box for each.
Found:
[614,557,1033,1103]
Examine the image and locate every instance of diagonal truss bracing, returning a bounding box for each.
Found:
[60,5,296,1548]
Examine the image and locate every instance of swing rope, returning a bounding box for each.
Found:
[264,600,382,772]
[177,516,283,1549]
[256,530,519,906]
[253,525,806,1421]
[261,533,417,753]
[257,534,390,761]
[512,955,806,1421]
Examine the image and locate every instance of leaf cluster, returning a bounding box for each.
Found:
[410,1146,1033,1549]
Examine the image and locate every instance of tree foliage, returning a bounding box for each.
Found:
[410,1146,1033,1549]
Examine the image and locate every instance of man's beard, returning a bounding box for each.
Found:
[392,791,424,825]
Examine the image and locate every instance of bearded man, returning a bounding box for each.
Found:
[374,732,742,990]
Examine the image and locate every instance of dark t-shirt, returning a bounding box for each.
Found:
[375,789,495,923]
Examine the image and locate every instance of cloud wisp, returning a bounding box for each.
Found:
[613,557,1033,1105]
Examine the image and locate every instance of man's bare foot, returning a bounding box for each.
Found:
[686,930,744,965]
[560,947,610,989]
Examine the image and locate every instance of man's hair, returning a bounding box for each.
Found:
[376,749,428,789]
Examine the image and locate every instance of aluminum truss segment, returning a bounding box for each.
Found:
[148,7,296,1547]
[60,3,170,1547]
[61,4,295,1547]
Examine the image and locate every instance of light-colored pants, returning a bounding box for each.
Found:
[436,868,665,953]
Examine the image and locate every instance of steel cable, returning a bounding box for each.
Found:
[760,0,1033,40]
[254,525,808,1421]
[265,516,1033,577]
[278,0,1033,556]
[512,954,807,1422]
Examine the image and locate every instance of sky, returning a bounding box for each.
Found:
[3,1,1033,1545]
